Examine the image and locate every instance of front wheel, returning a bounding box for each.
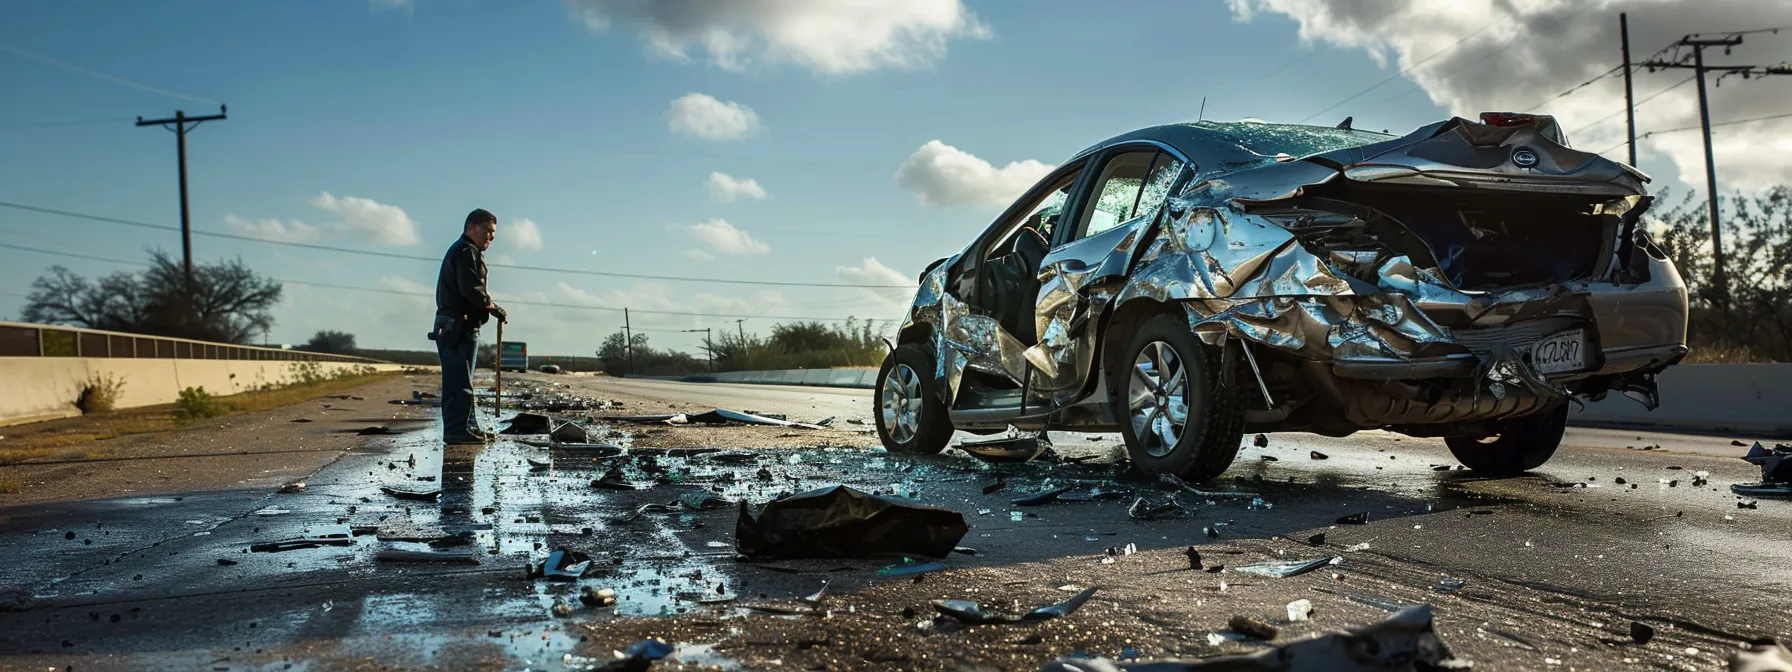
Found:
[874,343,954,455]
[1445,404,1568,476]
[1109,314,1243,482]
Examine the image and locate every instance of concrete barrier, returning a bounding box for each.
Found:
[0,320,401,426]
[0,357,406,426]
[1569,363,1792,437]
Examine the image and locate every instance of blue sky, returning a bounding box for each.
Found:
[3,0,1783,356]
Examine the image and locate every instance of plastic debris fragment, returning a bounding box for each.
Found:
[1233,557,1337,578]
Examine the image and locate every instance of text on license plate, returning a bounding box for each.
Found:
[1530,328,1587,374]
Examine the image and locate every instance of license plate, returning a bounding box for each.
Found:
[1530,328,1587,374]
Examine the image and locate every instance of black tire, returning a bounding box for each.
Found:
[1446,404,1568,476]
[1109,314,1244,482]
[874,343,954,455]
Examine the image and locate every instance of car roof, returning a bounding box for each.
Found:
[1073,120,1397,176]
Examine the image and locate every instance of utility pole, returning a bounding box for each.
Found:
[733,318,746,342]
[136,105,227,288]
[1642,34,1790,321]
[623,308,636,376]
[1620,13,1637,166]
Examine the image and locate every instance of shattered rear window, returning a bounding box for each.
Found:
[1186,120,1389,159]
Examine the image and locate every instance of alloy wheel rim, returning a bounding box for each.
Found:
[1128,341,1190,457]
[881,363,923,444]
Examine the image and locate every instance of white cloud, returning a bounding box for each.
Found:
[380,276,432,295]
[223,214,321,243]
[707,171,769,201]
[896,140,1054,207]
[674,218,770,255]
[1224,0,1792,192]
[507,217,544,251]
[684,249,715,261]
[836,257,915,304]
[310,192,420,246]
[565,0,988,75]
[668,93,762,141]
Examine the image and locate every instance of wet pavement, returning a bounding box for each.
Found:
[2,372,1789,671]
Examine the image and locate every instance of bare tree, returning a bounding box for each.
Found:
[20,249,283,344]
[1652,186,1792,361]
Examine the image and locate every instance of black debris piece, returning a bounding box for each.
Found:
[249,535,354,553]
[357,426,399,436]
[1184,547,1202,571]
[1615,477,1627,485]
[591,465,636,491]
[1261,456,1279,462]
[580,586,617,607]
[1204,526,1220,539]
[1335,512,1369,525]
[216,558,238,566]
[1014,486,1130,507]
[501,412,553,435]
[1310,451,1329,460]
[550,421,590,444]
[1734,440,1749,447]
[1435,578,1467,595]
[735,485,968,560]
[957,434,1051,463]
[1012,485,1074,506]
[1630,621,1655,645]
[1126,497,1184,520]
[932,587,1099,625]
[290,418,312,423]
[589,638,674,672]
[534,548,593,581]
[982,478,1007,495]
[1253,434,1269,448]
[1306,532,1326,546]
[1740,500,1759,509]
[1228,615,1279,640]
[700,450,760,465]
[277,482,306,494]
[1733,442,1792,499]
[1036,605,1464,671]
[381,485,441,501]
[375,549,478,564]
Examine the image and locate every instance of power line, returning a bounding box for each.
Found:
[1522,65,1625,112]
[0,200,915,289]
[1595,111,1792,154]
[0,42,219,105]
[1297,18,1509,124]
[0,117,134,129]
[0,240,895,324]
[1568,75,1693,136]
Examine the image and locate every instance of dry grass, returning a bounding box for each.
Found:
[0,372,399,465]
[0,469,19,494]
[1683,344,1775,364]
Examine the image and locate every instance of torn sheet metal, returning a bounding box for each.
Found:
[906,261,1031,405]
[1037,604,1467,671]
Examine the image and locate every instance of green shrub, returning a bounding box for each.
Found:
[76,373,125,415]
[174,386,223,424]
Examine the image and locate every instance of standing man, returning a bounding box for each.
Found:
[432,208,507,445]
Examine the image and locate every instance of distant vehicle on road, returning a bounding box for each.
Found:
[499,341,528,372]
[539,364,562,374]
[876,113,1688,481]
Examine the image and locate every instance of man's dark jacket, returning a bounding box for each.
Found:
[435,234,491,334]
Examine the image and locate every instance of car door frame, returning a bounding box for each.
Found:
[948,157,1099,316]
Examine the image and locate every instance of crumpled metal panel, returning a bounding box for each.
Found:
[903,262,1030,405]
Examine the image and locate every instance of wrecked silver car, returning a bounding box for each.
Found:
[876,113,1688,480]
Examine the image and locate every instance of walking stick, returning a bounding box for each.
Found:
[493,320,503,423]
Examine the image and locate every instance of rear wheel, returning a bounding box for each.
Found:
[1446,404,1568,476]
[874,343,954,455]
[1110,314,1243,482]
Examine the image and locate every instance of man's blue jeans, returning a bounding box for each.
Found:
[435,317,479,439]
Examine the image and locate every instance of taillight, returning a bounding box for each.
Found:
[1479,112,1539,127]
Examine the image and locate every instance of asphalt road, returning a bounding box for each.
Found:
[0,373,1785,671]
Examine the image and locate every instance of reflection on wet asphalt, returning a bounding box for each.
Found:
[2,373,1790,670]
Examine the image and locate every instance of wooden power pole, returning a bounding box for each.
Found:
[136,105,227,288]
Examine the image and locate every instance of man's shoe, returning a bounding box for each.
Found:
[444,434,483,446]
